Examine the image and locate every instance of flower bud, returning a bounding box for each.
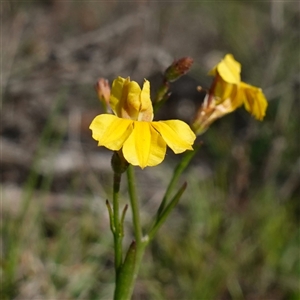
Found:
[95,78,111,109]
[111,151,129,174]
[164,57,193,82]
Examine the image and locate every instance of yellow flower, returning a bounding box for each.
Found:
[192,54,268,135]
[209,54,268,120]
[90,77,196,169]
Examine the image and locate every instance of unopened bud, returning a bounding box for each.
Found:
[95,78,111,109]
[164,57,193,82]
[111,151,129,174]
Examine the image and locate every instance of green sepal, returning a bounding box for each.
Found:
[111,151,129,174]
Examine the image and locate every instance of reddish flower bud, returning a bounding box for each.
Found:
[164,57,194,82]
[95,78,111,109]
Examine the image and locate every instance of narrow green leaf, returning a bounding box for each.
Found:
[157,144,201,218]
[148,182,187,241]
[120,204,128,237]
[106,200,115,233]
[114,241,137,300]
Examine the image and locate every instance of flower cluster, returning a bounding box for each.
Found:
[90,54,268,167]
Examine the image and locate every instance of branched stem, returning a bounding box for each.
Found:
[114,166,146,300]
[114,147,199,299]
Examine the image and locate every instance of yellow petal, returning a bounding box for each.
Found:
[228,84,245,110]
[110,76,127,115]
[146,126,166,166]
[89,114,133,150]
[210,54,241,84]
[138,79,153,121]
[241,82,268,120]
[218,54,241,83]
[127,81,141,110]
[152,120,196,154]
[213,76,239,102]
[122,121,166,169]
[122,121,150,168]
[126,80,142,119]
[126,80,154,121]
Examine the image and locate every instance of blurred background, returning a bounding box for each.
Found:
[1,1,299,299]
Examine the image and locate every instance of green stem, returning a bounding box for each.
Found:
[126,165,143,242]
[113,172,123,272]
[153,91,171,113]
[156,145,200,218]
[154,80,169,104]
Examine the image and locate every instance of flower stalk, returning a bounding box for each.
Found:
[126,165,142,242]
[112,171,123,272]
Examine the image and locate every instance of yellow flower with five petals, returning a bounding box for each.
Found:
[90,76,196,169]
